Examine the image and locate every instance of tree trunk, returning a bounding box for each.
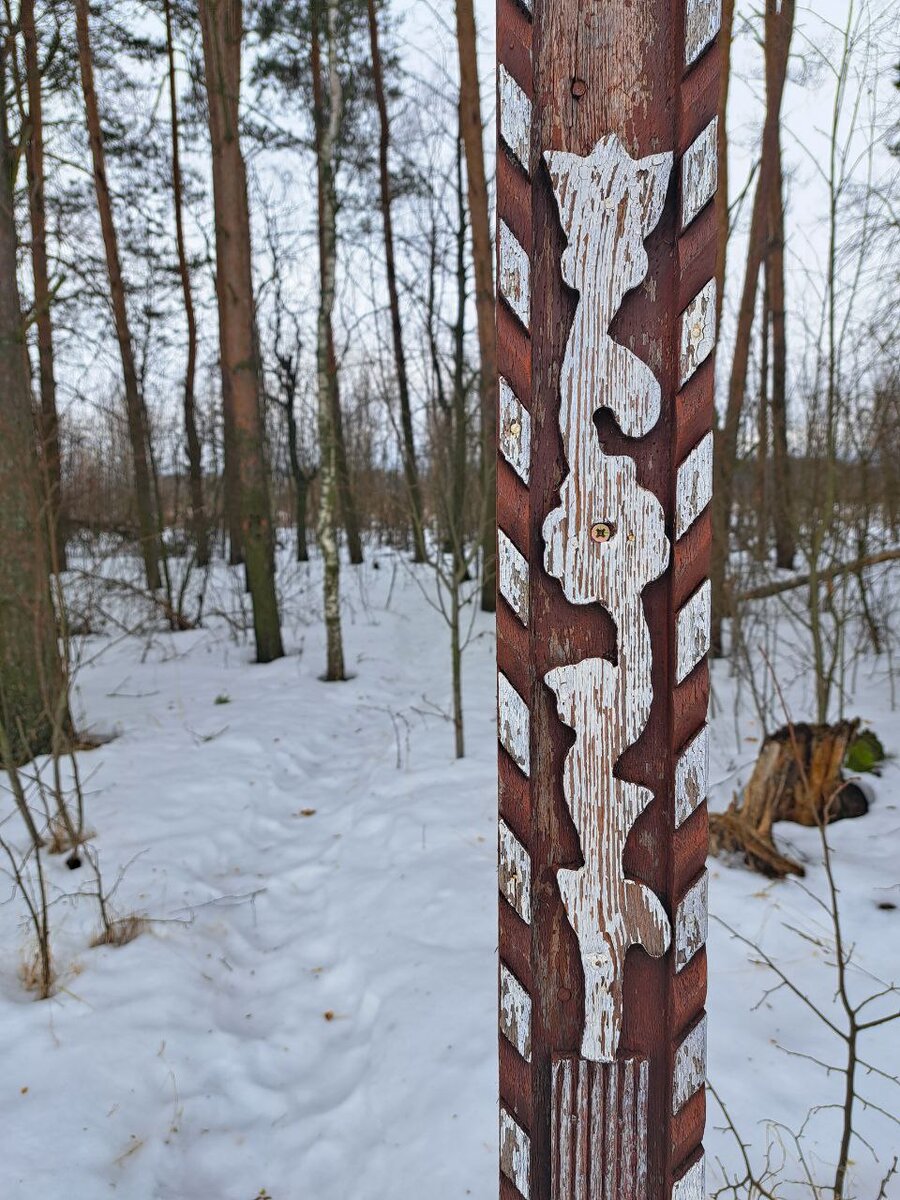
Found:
[0,44,64,762]
[454,0,496,613]
[312,0,346,680]
[767,129,795,569]
[198,0,284,662]
[367,0,426,564]
[22,0,65,571]
[715,0,735,334]
[754,264,770,559]
[74,0,161,590]
[164,0,208,567]
[710,0,794,653]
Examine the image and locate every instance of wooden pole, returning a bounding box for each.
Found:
[496,2,720,1198]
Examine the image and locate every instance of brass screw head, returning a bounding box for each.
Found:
[590,521,613,544]
[508,419,521,438]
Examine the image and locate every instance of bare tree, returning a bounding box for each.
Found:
[198,0,284,663]
[164,0,207,566]
[454,0,496,613]
[0,37,64,762]
[73,0,162,591]
[20,0,65,569]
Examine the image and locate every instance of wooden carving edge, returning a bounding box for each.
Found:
[541,135,674,1063]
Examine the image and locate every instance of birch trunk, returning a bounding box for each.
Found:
[313,0,346,681]
[367,0,426,563]
[164,0,208,567]
[74,0,161,590]
[0,44,64,761]
[454,0,497,613]
[22,0,65,571]
[199,0,284,662]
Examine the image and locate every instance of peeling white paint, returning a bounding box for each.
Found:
[499,65,531,173]
[685,0,721,66]
[500,1107,531,1197]
[675,724,709,828]
[679,279,717,387]
[499,220,530,329]
[500,963,532,1061]
[498,671,530,776]
[673,1015,707,1114]
[675,871,708,972]
[672,1155,706,1200]
[498,530,529,625]
[676,579,711,684]
[675,430,714,538]
[499,377,531,485]
[499,818,531,924]
[542,136,673,1063]
[681,118,718,229]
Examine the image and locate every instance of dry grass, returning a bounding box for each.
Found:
[90,914,147,948]
[18,949,54,999]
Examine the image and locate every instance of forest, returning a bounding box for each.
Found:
[0,0,898,1196]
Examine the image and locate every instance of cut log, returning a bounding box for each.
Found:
[710,719,869,878]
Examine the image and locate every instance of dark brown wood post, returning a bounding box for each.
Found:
[496,2,720,1198]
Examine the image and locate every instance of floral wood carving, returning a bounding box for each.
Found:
[542,135,673,1062]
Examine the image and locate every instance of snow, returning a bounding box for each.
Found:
[1,551,898,1198]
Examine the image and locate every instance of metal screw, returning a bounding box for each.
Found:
[508,419,521,438]
[571,77,587,98]
[590,521,613,544]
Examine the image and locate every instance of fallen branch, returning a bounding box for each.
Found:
[734,548,900,605]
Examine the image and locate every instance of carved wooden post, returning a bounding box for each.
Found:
[496,2,719,1198]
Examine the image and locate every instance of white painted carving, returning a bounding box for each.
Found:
[500,963,532,1061]
[675,871,708,972]
[675,430,714,539]
[673,1015,707,1114]
[672,1155,706,1200]
[682,118,718,229]
[676,579,711,684]
[499,818,531,924]
[675,724,709,828]
[498,530,529,625]
[498,671,530,776]
[499,220,530,328]
[500,1107,531,1197]
[679,279,717,387]
[499,65,531,173]
[685,0,721,66]
[542,136,674,1062]
[499,377,531,485]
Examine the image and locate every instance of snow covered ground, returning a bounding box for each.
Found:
[0,550,897,1199]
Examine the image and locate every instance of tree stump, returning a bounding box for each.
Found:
[709,719,869,878]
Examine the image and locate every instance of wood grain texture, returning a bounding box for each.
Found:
[551,1057,649,1199]
[499,529,531,625]
[681,118,718,229]
[672,1015,707,1115]
[500,377,532,485]
[500,64,533,172]
[685,0,721,66]
[497,0,719,1193]
[672,1154,706,1200]
[542,138,672,1063]
[675,430,714,539]
[500,219,532,329]
[499,670,531,776]
[501,1107,532,1197]
[500,816,533,925]
[675,579,712,684]
[675,871,708,972]
[501,962,534,1061]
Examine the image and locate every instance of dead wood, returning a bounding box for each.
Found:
[710,719,869,878]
